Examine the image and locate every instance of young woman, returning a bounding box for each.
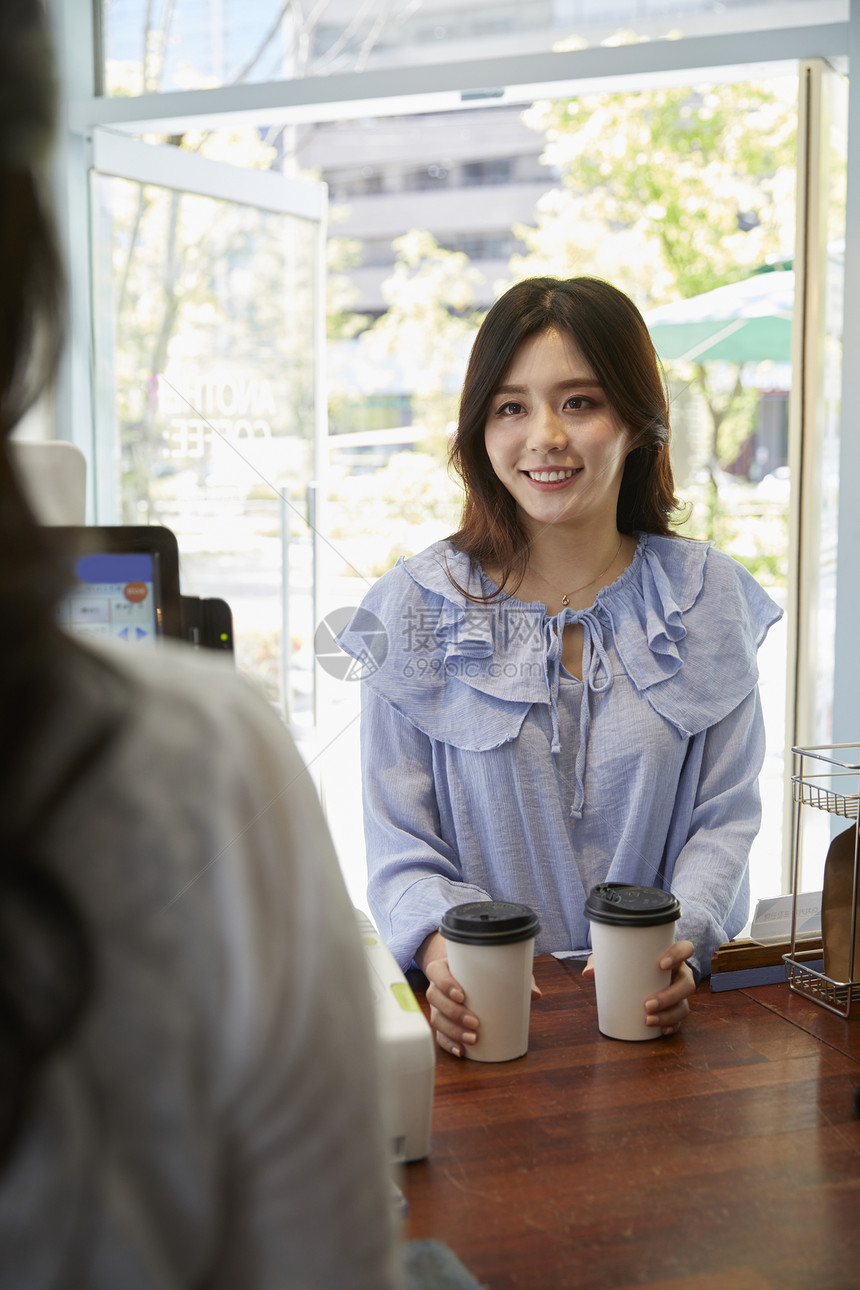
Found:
[0,7,399,1285]
[340,276,781,1056]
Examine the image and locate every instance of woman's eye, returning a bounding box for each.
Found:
[496,401,524,416]
[565,396,593,410]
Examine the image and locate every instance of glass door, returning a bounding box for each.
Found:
[89,129,326,723]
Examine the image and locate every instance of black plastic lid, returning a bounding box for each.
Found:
[439,901,541,946]
[584,883,681,928]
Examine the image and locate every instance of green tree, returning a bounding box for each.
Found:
[511,81,797,543]
[514,82,796,304]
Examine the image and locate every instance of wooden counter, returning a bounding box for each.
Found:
[402,956,860,1290]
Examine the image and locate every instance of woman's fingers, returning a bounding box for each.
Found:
[424,957,479,1058]
[645,993,690,1033]
[659,939,696,973]
[645,941,696,1033]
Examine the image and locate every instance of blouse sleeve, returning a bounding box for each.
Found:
[665,685,766,979]
[362,686,493,971]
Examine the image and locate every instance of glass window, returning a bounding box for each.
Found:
[84,4,850,910]
[406,163,452,190]
[460,159,512,186]
[99,1,848,98]
[90,166,320,721]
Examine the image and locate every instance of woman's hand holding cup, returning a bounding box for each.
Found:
[417,927,543,1059]
[581,938,695,1035]
[417,931,479,1057]
[583,884,698,1041]
[644,939,696,1033]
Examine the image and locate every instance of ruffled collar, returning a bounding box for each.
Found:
[400,534,713,705]
[476,533,649,614]
[339,533,782,756]
[403,534,649,613]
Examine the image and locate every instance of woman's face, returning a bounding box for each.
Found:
[483,328,631,538]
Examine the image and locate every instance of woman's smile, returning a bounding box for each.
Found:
[523,465,583,489]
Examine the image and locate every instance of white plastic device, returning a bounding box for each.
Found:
[355,909,434,1162]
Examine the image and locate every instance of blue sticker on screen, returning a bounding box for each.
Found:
[75,553,154,583]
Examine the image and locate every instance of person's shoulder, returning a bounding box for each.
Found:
[701,542,766,589]
[689,541,783,626]
[648,530,754,600]
[620,532,711,622]
[85,637,286,757]
[402,539,472,588]
[73,640,318,896]
[610,533,782,736]
[90,635,253,703]
[358,540,479,617]
[642,532,782,620]
[641,531,711,578]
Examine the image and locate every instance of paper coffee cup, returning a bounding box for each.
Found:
[440,901,540,1062]
[584,883,681,1041]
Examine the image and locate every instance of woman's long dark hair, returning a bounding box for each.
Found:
[0,5,112,1165]
[448,276,682,592]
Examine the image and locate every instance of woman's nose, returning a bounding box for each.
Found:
[526,405,568,453]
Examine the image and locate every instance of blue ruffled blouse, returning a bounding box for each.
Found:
[340,534,783,977]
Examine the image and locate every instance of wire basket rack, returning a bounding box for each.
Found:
[792,773,860,818]
[785,744,860,1017]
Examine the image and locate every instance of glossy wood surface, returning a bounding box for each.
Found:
[403,956,860,1290]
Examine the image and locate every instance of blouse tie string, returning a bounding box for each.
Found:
[545,608,613,820]
[570,611,612,819]
[544,619,563,755]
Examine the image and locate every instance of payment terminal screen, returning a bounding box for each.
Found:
[57,552,160,645]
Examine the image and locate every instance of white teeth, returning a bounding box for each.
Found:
[527,468,576,482]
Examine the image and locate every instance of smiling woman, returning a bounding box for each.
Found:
[338,274,784,1058]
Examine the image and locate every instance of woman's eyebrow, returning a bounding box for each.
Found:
[494,379,604,394]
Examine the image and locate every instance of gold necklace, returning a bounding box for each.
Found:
[534,535,624,608]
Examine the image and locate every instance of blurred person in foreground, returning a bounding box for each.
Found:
[0,6,400,1287]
